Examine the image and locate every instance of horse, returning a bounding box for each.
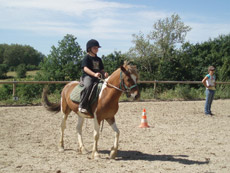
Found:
[42,62,140,159]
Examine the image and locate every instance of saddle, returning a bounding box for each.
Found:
[70,80,103,114]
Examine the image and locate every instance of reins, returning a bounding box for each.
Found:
[99,71,137,93]
[101,78,125,92]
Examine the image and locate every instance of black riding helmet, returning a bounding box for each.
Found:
[86,39,101,52]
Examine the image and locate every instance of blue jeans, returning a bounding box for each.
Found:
[205,89,215,114]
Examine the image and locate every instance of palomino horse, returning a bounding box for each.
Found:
[42,62,140,159]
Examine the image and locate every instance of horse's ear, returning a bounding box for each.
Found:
[120,65,126,72]
[120,65,129,75]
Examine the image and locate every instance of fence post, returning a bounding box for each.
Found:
[153,80,157,98]
[12,79,18,101]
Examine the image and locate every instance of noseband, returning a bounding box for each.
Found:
[119,71,137,93]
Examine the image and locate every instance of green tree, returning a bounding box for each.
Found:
[180,34,230,82]
[102,51,125,75]
[16,64,27,78]
[129,32,158,79]
[0,44,8,64]
[39,34,84,81]
[148,13,192,60]
[3,44,22,67]
[129,14,191,81]
[0,64,8,79]
[1,44,44,70]
[23,46,44,67]
[219,56,230,81]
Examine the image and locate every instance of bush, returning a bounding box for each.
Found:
[0,64,8,79]
[16,64,27,78]
[16,84,43,100]
[215,85,230,99]
[0,84,12,100]
[27,64,39,71]
[140,87,156,100]
[174,85,193,100]
[158,85,205,100]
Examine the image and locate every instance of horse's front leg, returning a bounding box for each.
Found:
[92,115,100,159]
[76,115,88,154]
[106,118,120,159]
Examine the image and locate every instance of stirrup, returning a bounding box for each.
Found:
[78,108,88,113]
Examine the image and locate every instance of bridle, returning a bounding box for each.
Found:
[119,71,138,93]
[100,71,138,93]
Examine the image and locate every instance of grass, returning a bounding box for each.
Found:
[6,71,17,78]
[6,70,39,78]
[0,70,39,82]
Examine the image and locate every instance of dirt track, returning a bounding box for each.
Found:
[1,99,230,173]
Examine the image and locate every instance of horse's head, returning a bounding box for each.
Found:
[120,62,140,100]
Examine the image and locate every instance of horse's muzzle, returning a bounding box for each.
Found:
[130,91,140,101]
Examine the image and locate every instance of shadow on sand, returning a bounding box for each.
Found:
[100,150,209,165]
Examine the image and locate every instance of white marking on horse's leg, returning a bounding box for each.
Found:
[92,113,100,159]
[110,122,120,159]
[76,115,88,154]
[60,97,63,113]
[60,113,67,152]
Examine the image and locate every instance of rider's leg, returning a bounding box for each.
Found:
[79,76,94,112]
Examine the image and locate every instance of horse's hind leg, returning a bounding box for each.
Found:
[59,98,71,152]
[106,118,120,159]
[76,115,88,154]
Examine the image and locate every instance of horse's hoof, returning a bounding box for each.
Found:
[92,152,100,159]
[78,147,89,154]
[109,150,117,159]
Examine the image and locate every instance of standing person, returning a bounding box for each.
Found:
[202,66,216,116]
[78,39,109,113]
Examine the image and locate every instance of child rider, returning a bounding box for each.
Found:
[78,39,109,113]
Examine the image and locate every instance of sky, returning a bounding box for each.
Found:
[0,0,230,57]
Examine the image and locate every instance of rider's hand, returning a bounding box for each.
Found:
[94,72,101,78]
[104,72,109,78]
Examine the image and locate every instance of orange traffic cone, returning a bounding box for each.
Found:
[139,108,150,128]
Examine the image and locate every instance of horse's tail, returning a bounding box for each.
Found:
[42,88,61,113]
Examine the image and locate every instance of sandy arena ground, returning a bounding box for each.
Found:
[1,99,230,173]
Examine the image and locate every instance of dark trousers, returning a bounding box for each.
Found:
[79,75,98,109]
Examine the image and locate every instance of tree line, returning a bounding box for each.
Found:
[0,44,44,78]
[128,34,230,82]
[0,14,230,102]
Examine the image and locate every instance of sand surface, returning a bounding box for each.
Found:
[1,100,230,173]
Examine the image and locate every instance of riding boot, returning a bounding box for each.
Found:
[79,86,92,113]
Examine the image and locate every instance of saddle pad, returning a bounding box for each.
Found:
[70,81,103,104]
[70,84,83,103]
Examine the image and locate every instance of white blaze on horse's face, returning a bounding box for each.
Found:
[130,74,138,99]
[131,74,137,84]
